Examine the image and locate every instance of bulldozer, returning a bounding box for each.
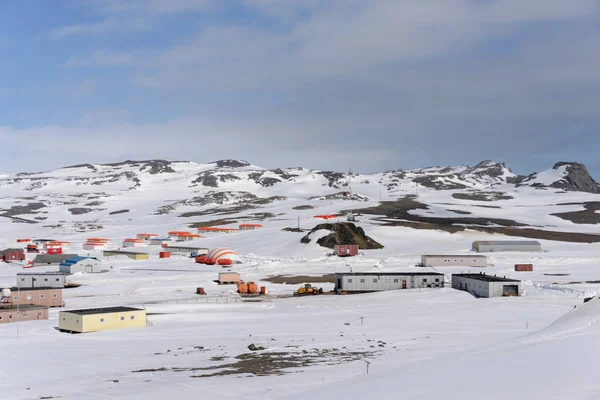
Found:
[294,283,324,296]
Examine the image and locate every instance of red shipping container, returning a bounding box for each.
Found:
[334,244,359,257]
[515,264,533,272]
[47,247,62,255]
[159,251,170,258]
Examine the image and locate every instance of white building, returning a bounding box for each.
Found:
[334,272,444,293]
[59,257,105,274]
[420,255,487,268]
[451,273,521,298]
[149,238,172,246]
[472,240,541,253]
[83,242,106,251]
[16,272,67,289]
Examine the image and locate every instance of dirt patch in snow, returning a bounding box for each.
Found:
[133,348,374,378]
[551,202,600,224]
[452,191,514,201]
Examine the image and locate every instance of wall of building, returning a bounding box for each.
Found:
[60,260,103,274]
[451,276,521,298]
[17,274,66,288]
[82,309,146,332]
[334,274,444,292]
[421,255,487,267]
[58,311,83,332]
[451,275,490,297]
[473,242,541,252]
[11,288,63,307]
[219,273,241,283]
[0,307,49,324]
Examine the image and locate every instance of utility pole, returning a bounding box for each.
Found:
[364,360,371,375]
[360,317,365,326]
[16,281,20,340]
[348,168,352,193]
[297,216,300,230]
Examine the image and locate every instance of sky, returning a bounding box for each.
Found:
[0,0,599,177]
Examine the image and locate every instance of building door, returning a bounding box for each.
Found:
[337,278,342,291]
[85,265,93,273]
[503,285,519,296]
[401,280,407,289]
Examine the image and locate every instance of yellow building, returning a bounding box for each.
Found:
[58,306,146,333]
[102,250,150,260]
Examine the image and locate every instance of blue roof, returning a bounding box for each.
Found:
[59,256,98,267]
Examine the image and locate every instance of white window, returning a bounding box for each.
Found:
[40,294,45,299]
[348,279,352,283]
[9,315,13,319]
[13,296,17,300]
[0,316,3,320]
[63,317,66,321]
[23,313,28,318]
[393,279,399,283]
[373,279,377,283]
[360,279,365,283]
[130,316,135,320]
[120,316,125,321]
[100,318,104,323]
[53,294,57,298]
[44,278,48,282]
[76,320,79,323]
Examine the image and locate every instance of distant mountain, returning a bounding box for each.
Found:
[0,159,598,231]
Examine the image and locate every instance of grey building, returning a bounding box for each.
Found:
[17,272,67,288]
[420,255,487,268]
[452,273,521,298]
[334,272,445,293]
[164,245,209,255]
[32,254,78,267]
[472,240,541,253]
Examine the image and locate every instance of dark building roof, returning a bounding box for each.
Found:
[0,304,49,311]
[17,272,67,276]
[9,286,62,291]
[63,306,144,315]
[423,254,487,258]
[335,272,444,276]
[472,240,541,246]
[32,254,78,264]
[453,273,520,283]
[103,250,148,255]
[165,246,209,251]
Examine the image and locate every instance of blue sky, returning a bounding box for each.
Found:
[0,0,599,178]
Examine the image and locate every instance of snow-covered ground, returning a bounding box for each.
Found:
[1,160,600,399]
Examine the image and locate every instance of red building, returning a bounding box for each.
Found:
[0,248,25,262]
[334,245,359,257]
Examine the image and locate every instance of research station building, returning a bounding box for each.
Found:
[17,272,67,288]
[452,273,521,298]
[420,255,487,268]
[334,272,444,293]
[472,240,541,253]
[0,305,49,324]
[58,306,147,333]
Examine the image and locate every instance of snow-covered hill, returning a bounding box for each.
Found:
[1,159,599,241]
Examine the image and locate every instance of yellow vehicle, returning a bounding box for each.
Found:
[294,284,324,296]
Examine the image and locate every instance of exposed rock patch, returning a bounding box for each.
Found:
[301,222,383,249]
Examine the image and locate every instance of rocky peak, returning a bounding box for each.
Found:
[212,160,250,168]
[550,162,600,194]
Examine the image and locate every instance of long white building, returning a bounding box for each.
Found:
[420,255,487,268]
[334,272,444,293]
[472,240,541,253]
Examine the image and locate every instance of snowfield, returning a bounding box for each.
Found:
[0,159,599,399]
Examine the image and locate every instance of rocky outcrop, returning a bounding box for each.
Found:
[550,162,600,194]
[212,160,250,168]
[301,222,383,249]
